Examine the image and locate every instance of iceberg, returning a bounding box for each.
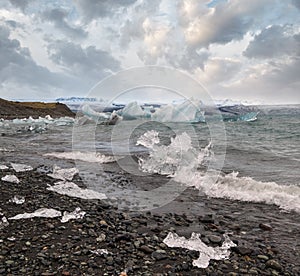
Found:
[218,105,259,122]
[8,208,62,220]
[1,175,20,184]
[81,104,110,120]
[120,101,146,120]
[61,207,86,223]
[151,99,205,123]
[47,181,107,200]
[163,232,236,268]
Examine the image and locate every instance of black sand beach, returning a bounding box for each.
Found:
[1,164,299,275]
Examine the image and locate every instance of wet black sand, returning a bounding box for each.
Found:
[0,164,300,275]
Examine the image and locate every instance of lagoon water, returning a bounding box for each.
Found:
[1,105,299,212]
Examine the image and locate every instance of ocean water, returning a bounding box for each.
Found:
[0,105,299,212]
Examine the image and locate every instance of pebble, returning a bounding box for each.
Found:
[257,255,269,261]
[152,250,168,260]
[266,260,282,271]
[259,223,273,231]
[208,234,222,243]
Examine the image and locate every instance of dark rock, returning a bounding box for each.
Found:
[259,223,273,231]
[152,250,168,260]
[266,260,282,271]
[139,245,153,254]
[232,246,253,256]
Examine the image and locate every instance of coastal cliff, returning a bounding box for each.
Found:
[0,98,75,119]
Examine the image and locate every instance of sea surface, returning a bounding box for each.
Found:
[1,105,299,212]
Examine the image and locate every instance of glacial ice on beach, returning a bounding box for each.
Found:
[1,175,20,184]
[137,130,211,176]
[61,207,86,223]
[44,151,117,163]
[47,165,79,181]
[11,163,33,172]
[163,232,236,268]
[91,249,110,256]
[0,216,9,229]
[8,208,62,220]
[9,195,25,204]
[0,165,9,170]
[47,181,107,200]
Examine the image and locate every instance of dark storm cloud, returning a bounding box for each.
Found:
[42,8,87,39]
[47,40,121,80]
[73,0,137,20]
[0,24,82,95]
[244,25,300,59]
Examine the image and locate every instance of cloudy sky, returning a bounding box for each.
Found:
[0,0,299,104]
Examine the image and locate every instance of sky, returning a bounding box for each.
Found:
[0,0,299,104]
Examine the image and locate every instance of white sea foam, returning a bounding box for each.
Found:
[138,131,300,213]
[61,207,86,223]
[44,151,117,163]
[47,181,107,200]
[1,175,20,184]
[8,208,62,220]
[47,165,79,181]
[163,232,236,268]
[11,163,33,172]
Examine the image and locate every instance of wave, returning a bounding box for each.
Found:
[137,131,300,213]
[44,151,118,163]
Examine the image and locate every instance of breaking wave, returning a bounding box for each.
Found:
[137,131,300,213]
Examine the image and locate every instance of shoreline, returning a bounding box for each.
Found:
[1,164,299,275]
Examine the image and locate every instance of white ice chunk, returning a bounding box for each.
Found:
[91,249,109,255]
[1,175,20,184]
[121,101,145,120]
[61,207,86,223]
[44,151,117,163]
[47,181,107,200]
[11,163,33,172]
[9,195,25,204]
[0,165,9,170]
[163,232,236,268]
[0,216,9,229]
[136,130,160,149]
[47,165,79,181]
[8,208,62,220]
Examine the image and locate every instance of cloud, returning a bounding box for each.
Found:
[73,0,137,20]
[47,39,121,81]
[196,57,242,85]
[292,0,300,10]
[179,0,273,48]
[42,8,87,39]
[244,25,300,59]
[7,0,34,11]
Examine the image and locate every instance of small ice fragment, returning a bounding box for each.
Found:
[9,196,25,204]
[11,163,33,172]
[8,208,62,220]
[91,249,109,255]
[163,232,236,268]
[136,130,160,149]
[7,237,16,241]
[61,207,86,223]
[1,175,20,184]
[47,181,107,200]
[0,165,8,170]
[47,165,79,181]
[0,216,9,229]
